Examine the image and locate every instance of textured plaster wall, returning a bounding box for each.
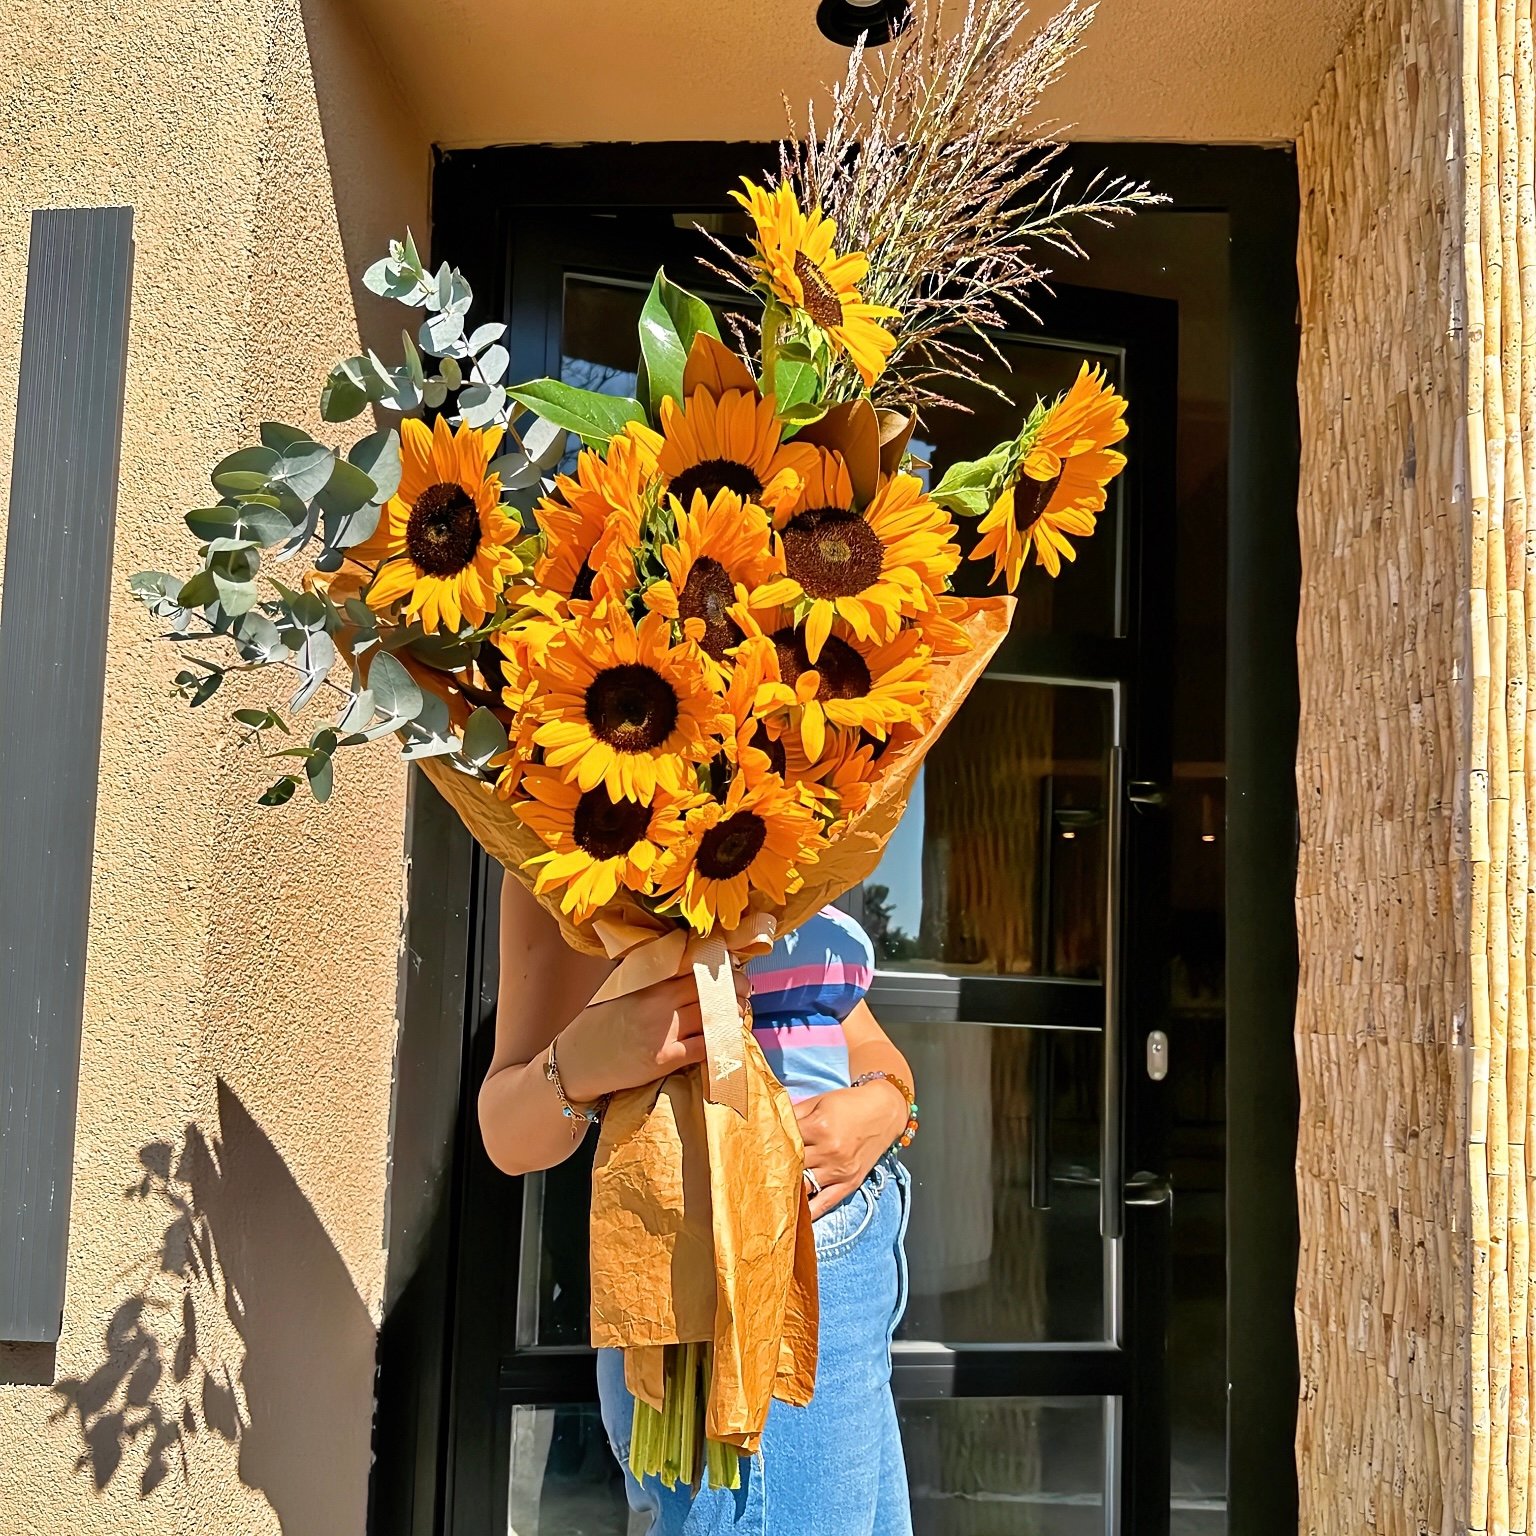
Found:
[0,2,427,1532]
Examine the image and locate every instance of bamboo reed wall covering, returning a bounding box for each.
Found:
[1296,0,1470,1530]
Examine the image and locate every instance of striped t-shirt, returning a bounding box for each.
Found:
[746,906,875,1101]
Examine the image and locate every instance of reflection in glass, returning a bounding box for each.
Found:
[506,1404,632,1536]
[892,1022,1105,1343]
[901,1397,1108,1535]
[858,681,1110,978]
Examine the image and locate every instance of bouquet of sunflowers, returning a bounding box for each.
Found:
[131,0,1152,1492]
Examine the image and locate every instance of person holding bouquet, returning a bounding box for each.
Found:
[482,880,920,1529]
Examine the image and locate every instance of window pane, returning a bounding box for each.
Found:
[891,1022,1106,1342]
[900,1396,1109,1535]
[856,681,1111,980]
[506,1404,633,1536]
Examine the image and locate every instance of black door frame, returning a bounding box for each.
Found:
[370,141,1300,1536]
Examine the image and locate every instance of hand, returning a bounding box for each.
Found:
[795,1080,909,1220]
[555,965,752,1103]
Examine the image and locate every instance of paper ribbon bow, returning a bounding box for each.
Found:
[588,912,778,1117]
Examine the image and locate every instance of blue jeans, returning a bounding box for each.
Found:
[597,1154,913,1535]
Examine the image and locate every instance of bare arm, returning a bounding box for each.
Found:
[842,998,915,1096]
[795,999,914,1217]
[477,871,613,1177]
[478,869,747,1177]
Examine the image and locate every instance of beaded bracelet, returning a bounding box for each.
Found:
[850,1070,920,1152]
[545,1035,604,1136]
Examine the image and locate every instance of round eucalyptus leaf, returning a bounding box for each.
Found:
[259,423,312,453]
[274,444,338,503]
[212,573,260,617]
[317,458,377,516]
[185,507,239,541]
[305,753,334,803]
[439,355,463,390]
[213,469,272,496]
[367,648,422,722]
[177,570,218,610]
[422,379,448,411]
[420,309,466,357]
[468,321,507,354]
[321,365,370,423]
[258,775,300,807]
[462,706,510,767]
[474,344,509,386]
[349,428,402,504]
[458,383,505,429]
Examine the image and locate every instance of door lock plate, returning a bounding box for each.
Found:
[1146,1029,1169,1082]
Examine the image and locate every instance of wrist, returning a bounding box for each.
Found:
[550,1017,606,1105]
[851,1074,911,1139]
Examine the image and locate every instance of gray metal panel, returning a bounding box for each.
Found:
[0,206,134,1342]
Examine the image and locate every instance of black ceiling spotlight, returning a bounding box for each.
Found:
[816,0,914,47]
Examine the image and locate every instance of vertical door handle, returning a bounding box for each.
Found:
[1100,745,1124,1241]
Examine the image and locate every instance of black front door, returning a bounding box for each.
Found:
[426,152,1183,1536]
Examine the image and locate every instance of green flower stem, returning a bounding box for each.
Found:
[759,300,784,398]
[626,1343,743,1493]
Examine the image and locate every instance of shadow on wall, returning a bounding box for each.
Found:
[51,1078,375,1535]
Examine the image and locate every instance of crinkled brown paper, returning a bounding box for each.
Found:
[417,595,1013,1451]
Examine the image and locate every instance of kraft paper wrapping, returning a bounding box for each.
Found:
[415,593,1014,1450]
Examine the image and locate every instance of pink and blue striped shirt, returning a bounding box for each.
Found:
[746,906,875,1102]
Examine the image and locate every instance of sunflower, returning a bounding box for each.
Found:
[535,433,653,605]
[915,593,978,656]
[488,592,568,801]
[644,385,818,522]
[645,488,782,666]
[731,179,899,389]
[531,606,728,801]
[655,771,825,934]
[760,717,880,825]
[356,416,523,633]
[972,364,1129,587]
[719,633,788,781]
[752,451,958,662]
[516,767,693,922]
[750,614,932,763]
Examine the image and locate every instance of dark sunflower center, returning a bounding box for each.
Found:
[572,788,652,860]
[584,663,680,753]
[669,458,765,508]
[679,556,743,660]
[770,626,871,701]
[695,810,768,879]
[781,506,883,599]
[406,482,482,576]
[794,252,845,329]
[1011,469,1063,529]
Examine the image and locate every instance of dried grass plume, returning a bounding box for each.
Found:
[722,0,1163,412]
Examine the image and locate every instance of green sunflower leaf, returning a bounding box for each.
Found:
[507,379,645,449]
[637,269,722,417]
[931,447,1012,518]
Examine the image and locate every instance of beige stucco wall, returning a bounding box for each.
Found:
[0,2,427,1532]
